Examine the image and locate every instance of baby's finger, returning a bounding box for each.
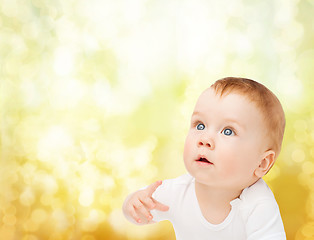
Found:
[134,202,153,221]
[152,199,169,212]
[140,197,156,210]
[146,180,162,196]
[129,205,141,223]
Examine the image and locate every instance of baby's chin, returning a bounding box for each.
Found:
[190,171,250,190]
[187,170,212,185]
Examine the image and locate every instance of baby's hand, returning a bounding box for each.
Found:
[123,180,169,224]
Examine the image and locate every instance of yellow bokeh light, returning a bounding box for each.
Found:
[292,148,306,163]
[53,46,75,76]
[79,186,94,207]
[1,0,314,239]
[3,214,17,226]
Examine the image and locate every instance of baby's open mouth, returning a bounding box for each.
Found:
[196,157,213,164]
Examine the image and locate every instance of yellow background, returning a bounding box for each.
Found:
[1,0,314,239]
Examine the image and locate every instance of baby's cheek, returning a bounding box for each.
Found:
[183,136,193,156]
[219,152,239,177]
[222,161,238,177]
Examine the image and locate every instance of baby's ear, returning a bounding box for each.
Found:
[254,150,276,178]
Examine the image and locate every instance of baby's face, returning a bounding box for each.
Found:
[183,88,269,191]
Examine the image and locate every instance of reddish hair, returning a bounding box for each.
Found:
[211,77,285,157]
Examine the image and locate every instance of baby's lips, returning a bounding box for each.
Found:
[198,153,214,163]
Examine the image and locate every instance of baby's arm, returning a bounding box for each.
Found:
[122,180,169,225]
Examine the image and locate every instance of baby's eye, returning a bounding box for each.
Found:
[196,123,205,130]
[222,128,234,136]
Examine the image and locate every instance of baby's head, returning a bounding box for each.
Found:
[183,77,285,191]
[211,77,285,156]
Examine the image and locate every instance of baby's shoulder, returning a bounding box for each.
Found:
[237,179,285,235]
[239,178,277,208]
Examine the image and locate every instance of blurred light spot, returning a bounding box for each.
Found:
[108,209,126,234]
[133,149,152,169]
[31,209,47,224]
[20,187,35,207]
[294,131,308,143]
[234,34,253,57]
[122,0,144,26]
[81,235,95,240]
[311,132,314,143]
[81,119,101,135]
[298,173,309,187]
[23,219,38,232]
[292,149,305,163]
[83,34,99,52]
[310,148,314,158]
[49,79,85,109]
[302,161,314,176]
[37,126,73,162]
[296,49,314,85]
[0,226,14,239]
[92,80,113,109]
[53,46,75,76]
[40,194,53,206]
[306,194,314,217]
[3,214,16,226]
[4,205,16,215]
[20,81,41,108]
[300,222,314,238]
[79,187,94,207]
[97,193,111,210]
[51,198,63,210]
[103,176,115,190]
[280,21,304,44]
[4,57,18,76]
[10,35,28,55]
[279,77,303,101]
[20,163,37,185]
[22,235,38,240]
[1,0,18,18]
[52,209,69,230]
[41,175,58,195]
[81,209,104,232]
[294,120,308,131]
[22,21,40,40]
[204,53,225,74]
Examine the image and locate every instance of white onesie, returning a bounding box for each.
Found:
[151,174,286,240]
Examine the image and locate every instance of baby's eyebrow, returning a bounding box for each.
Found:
[192,111,201,116]
[224,118,246,130]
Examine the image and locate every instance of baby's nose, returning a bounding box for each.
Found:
[198,137,214,149]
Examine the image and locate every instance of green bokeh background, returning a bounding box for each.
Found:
[1,0,314,239]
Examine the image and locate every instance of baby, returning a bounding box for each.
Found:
[123,77,286,239]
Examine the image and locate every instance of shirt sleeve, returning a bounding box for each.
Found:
[245,199,286,240]
[150,178,175,222]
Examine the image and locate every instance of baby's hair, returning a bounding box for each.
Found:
[211,77,285,158]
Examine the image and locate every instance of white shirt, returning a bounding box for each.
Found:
[151,174,286,240]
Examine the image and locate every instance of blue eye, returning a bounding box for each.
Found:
[223,128,234,136]
[196,123,205,130]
